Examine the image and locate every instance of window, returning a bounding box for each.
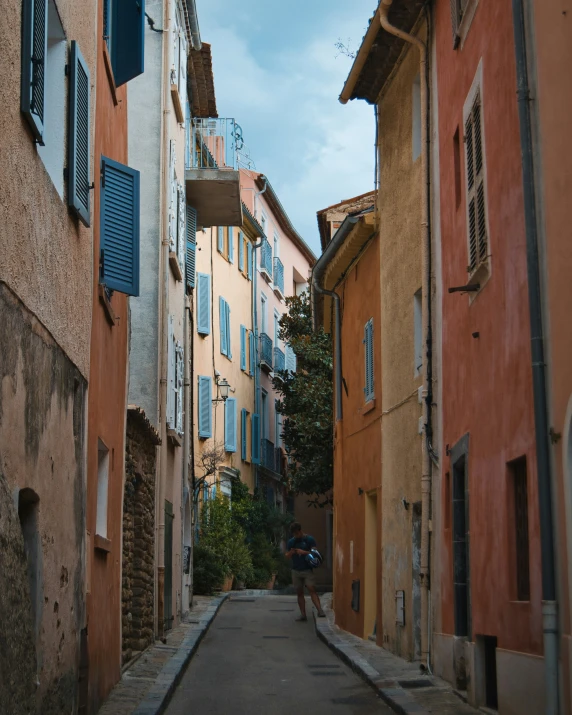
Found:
[168,142,185,278]
[219,297,232,359]
[96,440,109,537]
[238,231,245,272]
[100,156,141,296]
[103,0,145,87]
[197,376,212,438]
[251,413,260,464]
[412,74,421,162]
[240,325,247,371]
[224,398,237,452]
[450,0,479,49]
[186,205,197,291]
[414,290,423,376]
[241,408,249,461]
[364,319,374,402]
[509,457,530,601]
[196,273,211,335]
[273,232,279,259]
[228,228,234,264]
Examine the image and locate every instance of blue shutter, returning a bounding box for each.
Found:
[226,301,232,359]
[247,242,253,280]
[241,409,247,460]
[250,331,256,375]
[228,228,234,263]
[112,0,145,87]
[240,325,247,371]
[251,413,260,464]
[364,319,374,401]
[186,205,197,290]
[211,484,217,500]
[21,0,47,143]
[220,297,227,356]
[238,232,244,271]
[225,398,237,452]
[197,273,211,334]
[217,226,224,253]
[100,157,140,296]
[198,376,212,438]
[68,41,91,227]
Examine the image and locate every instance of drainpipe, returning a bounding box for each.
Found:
[378,0,432,667]
[185,0,201,50]
[511,2,559,712]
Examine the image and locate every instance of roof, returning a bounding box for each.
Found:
[241,202,264,239]
[127,406,162,445]
[316,191,376,251]
[339,1,425,105]
[187,43,218,118]
[254,175,317,266]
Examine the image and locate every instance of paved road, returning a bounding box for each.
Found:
[166,595,392,715]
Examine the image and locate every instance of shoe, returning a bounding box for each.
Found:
[296,615,308,622]
[317,611,326,618]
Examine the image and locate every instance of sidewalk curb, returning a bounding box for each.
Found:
[131,593,229,715]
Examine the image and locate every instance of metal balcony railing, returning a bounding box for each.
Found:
[261,438,282,474]
[273,257,284,294]
[273,346,285,372]
[260,333,273,369]
[260,238,273,277]
[186,118,241,171]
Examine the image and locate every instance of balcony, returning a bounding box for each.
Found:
[273,257,285,299]
[260,239,273,282]
[260,333,273,372]
[273,346,285,373]
[185,118,242,228]
[261,439,283,476]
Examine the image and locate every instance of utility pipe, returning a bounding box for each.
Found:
[378,0,432,667]
[511,2,559,711]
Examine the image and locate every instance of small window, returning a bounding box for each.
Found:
[96,440,109,538]
[414,289,422,376]
[412,74,421,162]
[509,457,530,601]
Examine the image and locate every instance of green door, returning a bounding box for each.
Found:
[164,500,174,632]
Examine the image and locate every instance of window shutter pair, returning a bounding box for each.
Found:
[465,93,488,272]
[167,315,176,429]
[100,157,141,296]
[217,226,224,253]
[228,228,234,264]
[224,398,237,452]
[251,413,260,464]
[198,375,212,438]
[186,205,197,291]
[247,242,253,280]
[238,232,244,271]
[249,331,256,375]
[241,409,248,461]
[364,319,374,402]
[197,273,211,334]
[219,298,232,358]
[111,0,146,87]
[240,325,247,371]
[175,341,184,435]
[177,183,186,271]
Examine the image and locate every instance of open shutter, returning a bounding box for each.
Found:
[175,341,184,434]
[68,41,91,226]
[449,0,461,48]
[178,31,187,112]
[219,297,228,356]
[196,273,211,334]
[247,242,253,279]
[177,183,186,270]
[112,0,145,87]
[364,319,374,402]
[241,409,247,460]
[238,232,244,271]
[100,157,140,296]
[249,331,256,375]
[186,205,197,290]
[240,325,247,371]
[167,316,175,428]
[198,376,212,438]
[21,0,47,143]
[228,228,234,264]
[225,398,237,452]
[168,143,177,252]
[251,414,260,464]
[217,226,224,253]
[226,302,232,359]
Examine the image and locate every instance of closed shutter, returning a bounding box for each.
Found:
[175,341,184,435]
[111,0,145,87]
[186,205,197,290]
[178,31,187,112]
[286,345,297,373]
[68,41,91,227]
[21,0,47,143]
[100,157,140,296]
[251,413,260,464]
[217,226,224,253]
[247,242,253,280]
[238,232,244,271]
[224,398,237,452]
[196,273,211,334]
[228,228,234,263]
[364,319,374,402]
[240,325,247,371]
[198,376,212,438]
[220,297,228,356]
[241,409,248,460]
[177,183,185,270]
[167,315,175,428]
[249,331,256,375]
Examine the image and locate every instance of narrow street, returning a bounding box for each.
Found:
[166,595,392,714]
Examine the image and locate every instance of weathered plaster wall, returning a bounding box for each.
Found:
[0,283,86,714]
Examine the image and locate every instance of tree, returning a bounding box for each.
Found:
[272,293,333,506]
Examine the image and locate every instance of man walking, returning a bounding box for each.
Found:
[285,522,326,621]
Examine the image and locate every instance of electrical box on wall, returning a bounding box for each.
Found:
[396,590,405,626]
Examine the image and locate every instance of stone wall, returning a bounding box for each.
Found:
[122,409,159,664]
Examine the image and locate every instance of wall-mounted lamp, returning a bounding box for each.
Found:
[213,376,231,403]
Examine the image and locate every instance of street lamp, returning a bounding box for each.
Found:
[213,376,230,403]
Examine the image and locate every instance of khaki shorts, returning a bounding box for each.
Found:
[292,569,316,589]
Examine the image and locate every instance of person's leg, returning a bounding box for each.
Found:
[292,571,307,620]
[307,585,325,616]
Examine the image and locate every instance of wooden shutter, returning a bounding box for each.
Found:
[249,331,255,375]
[238,232,244,271]
[226,301,232,359]
[175,341,184,434]
[217,226,224,253]
[167,316,175,429]
[219,297,228,356]
[228,228,234,263]
[112,0,145,87]
[68,41,91,227]
[240,325,247,371]
[225,398,237,452]
[169,143,177,252]
[21,0,47,143]
[364,319,374,402]
[465,92,487,272]
[177,183,186,270]
[197,273,211,334]
[198,375,212,438]
[186,205,197,291]
[450,0,461,48]
[247,242,253,279]
[251,413,260,464]
[100,156,140,296]
[241,408,248,460]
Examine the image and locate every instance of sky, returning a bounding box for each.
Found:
[196,0,377,256]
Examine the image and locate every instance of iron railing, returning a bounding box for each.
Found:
[274,346,285,372]
[260,333,273,368]
[186,118,241,171]
[260,238,273,277]
[273,256,284,294]
[261,439,282,474]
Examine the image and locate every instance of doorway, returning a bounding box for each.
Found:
[364,490,378,639]
[164,500,174,632]
[452,454,470,638]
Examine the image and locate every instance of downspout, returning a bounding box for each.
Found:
[511,2,559,712]
[378,0,432,667]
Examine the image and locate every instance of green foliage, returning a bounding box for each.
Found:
[192,543,227,595]
[272,293,333,505]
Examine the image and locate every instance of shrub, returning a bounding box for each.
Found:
[193,543,226,595]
